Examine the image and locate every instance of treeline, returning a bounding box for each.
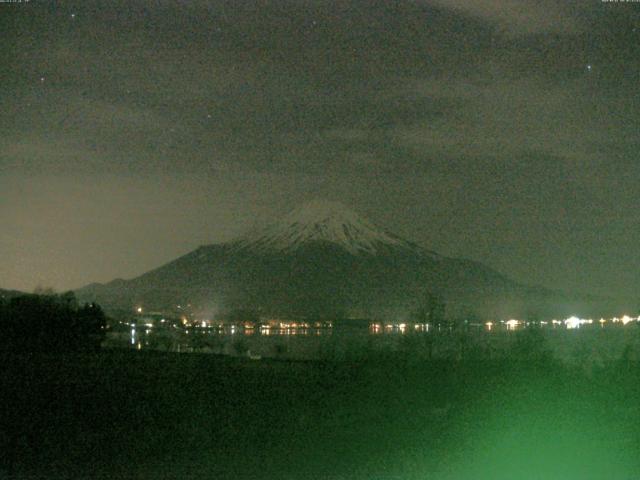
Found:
[0,292,106,352]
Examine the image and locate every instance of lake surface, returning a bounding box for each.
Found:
[104,322,640,363]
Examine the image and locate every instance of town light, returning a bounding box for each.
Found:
[564,316,591,329]
[506,319,519,330]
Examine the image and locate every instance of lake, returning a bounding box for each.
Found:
[104,322,640,364]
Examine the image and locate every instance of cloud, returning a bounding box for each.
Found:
[424,0,582,35]
[387,71,638,168]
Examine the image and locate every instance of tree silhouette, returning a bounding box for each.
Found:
[0,292,106,353]
[413,291,446,325]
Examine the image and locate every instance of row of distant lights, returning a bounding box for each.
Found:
[371,323,428,333]
[134,307,638,332]
[488,315,640,331]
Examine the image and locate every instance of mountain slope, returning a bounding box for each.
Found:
[0,288,26,301]
[76,200,609,319]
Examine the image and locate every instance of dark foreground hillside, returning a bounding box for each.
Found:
[1,351,639,479]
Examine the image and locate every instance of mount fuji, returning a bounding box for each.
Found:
[77,200,605,320]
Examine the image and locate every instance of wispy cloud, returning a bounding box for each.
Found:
[424,0,583,35]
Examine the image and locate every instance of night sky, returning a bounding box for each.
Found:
[2,1,639,300]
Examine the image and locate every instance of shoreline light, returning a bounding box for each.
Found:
[564,316,592,329]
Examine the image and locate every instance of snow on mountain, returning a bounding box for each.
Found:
[232,199,427,255]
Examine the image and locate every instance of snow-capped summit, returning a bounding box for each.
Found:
[233,199,422,255]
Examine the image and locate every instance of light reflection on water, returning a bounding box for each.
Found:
[107,320,640,362]
[114,324,362,358]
